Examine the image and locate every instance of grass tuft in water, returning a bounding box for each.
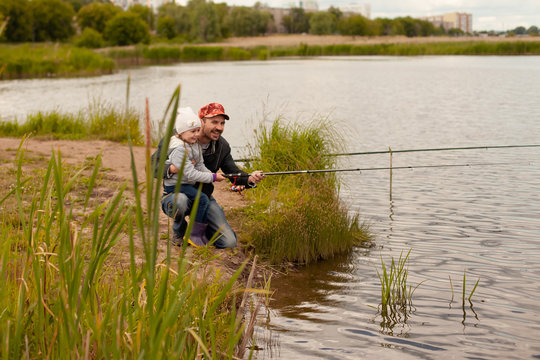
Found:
[238,117,371,265]
[376,249,423,329]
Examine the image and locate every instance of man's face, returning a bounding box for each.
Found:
[201,115,226,142]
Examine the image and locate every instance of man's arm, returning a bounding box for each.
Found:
[219,148,264,187]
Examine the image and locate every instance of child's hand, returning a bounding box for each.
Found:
[169,164,178,174]
[215,174,226,182]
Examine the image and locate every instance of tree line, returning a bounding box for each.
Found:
[1,0,538,47]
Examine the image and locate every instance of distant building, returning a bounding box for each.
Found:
[111,0,171,10]
[284,0,319,11]
[339,3,371,18]
[422,12,473,33]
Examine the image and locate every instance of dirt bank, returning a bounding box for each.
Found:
[0,137,260,280]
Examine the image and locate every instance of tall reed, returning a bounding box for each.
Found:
[0,89,254,358]
[238,117,371,265]
[0,43,114,79]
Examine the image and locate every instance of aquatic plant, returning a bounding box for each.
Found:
[376,249,423,330]
[236,117,371,265]
[0,89,257,358]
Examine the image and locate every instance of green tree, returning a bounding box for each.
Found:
[448,27,465,36]
[393,17,420,37]
[128,3,155,30]
[309,11,335,35]
[327,6,342,22]
[0,0,33,42]
[527,25,539,35]
[338,14,371,36]
[513,26,526,35]
[104,12,150,46]
[282,7,309,34]
[77,2,121,34]
[228,6,272,36]
[157,15,176,39]
[31,0,75,41]
[186,0,222,42]
[157,3,191,36]
[65,0,83,12]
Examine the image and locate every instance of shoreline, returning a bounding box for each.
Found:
[2,36,540,80]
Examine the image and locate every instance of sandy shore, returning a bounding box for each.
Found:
[0,137,255,278]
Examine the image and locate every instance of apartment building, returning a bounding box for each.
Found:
[423,12,472,33]
[111,0,170,10]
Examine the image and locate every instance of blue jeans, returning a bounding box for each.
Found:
[160,192,238,249]
[164,184,209,223]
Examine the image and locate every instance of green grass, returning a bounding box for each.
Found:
[375,249,424,332]
[236,117,371,265]
[0,101,144,144]
[0,87,259,358]
[0,43,115,79]
[270,40,540,57]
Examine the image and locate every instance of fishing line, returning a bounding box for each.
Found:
[223,161,524,178]
[235,144,540,162]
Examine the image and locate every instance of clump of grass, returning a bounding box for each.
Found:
[0,88,257,358]
[0,100,143,144]
[376,250,422,330]
[238,117,371,265]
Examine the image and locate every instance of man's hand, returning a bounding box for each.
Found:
[247,171,265,185]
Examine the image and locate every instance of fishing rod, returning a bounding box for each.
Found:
[223,161,520,178]
[235,144,540,162]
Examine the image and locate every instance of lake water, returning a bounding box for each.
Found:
[1,56,540,359]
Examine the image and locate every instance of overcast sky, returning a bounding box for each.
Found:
[196,0,540,31]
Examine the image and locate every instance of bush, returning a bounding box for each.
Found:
[104,12,150,46]
[157,15,177,39]
[75,27,104,48]
[239,118,371,264]
[225,47,251,60]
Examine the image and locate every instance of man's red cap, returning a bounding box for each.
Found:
[198,103,230,120]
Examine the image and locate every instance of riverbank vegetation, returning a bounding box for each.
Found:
[3,37,540,79]
[0,43,114,79]
[0,101,142,143]
[2,0,538,47]
[0,142,253,358]
[0,87,269,357]
[1,0,539,78]
[235,119,371,265]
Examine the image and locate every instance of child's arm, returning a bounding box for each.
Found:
[170,148,213,183]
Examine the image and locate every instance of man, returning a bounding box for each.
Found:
[160,103,264,248]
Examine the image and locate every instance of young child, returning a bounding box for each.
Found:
[163,107,225,247]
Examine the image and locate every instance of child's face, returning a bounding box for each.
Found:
[180,128,200,144]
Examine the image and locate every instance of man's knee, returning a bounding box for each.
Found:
[206,199,237,249]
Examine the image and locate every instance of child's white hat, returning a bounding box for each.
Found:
[175,107,201,134]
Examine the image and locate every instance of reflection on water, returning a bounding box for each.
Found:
[264,148,540,359]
